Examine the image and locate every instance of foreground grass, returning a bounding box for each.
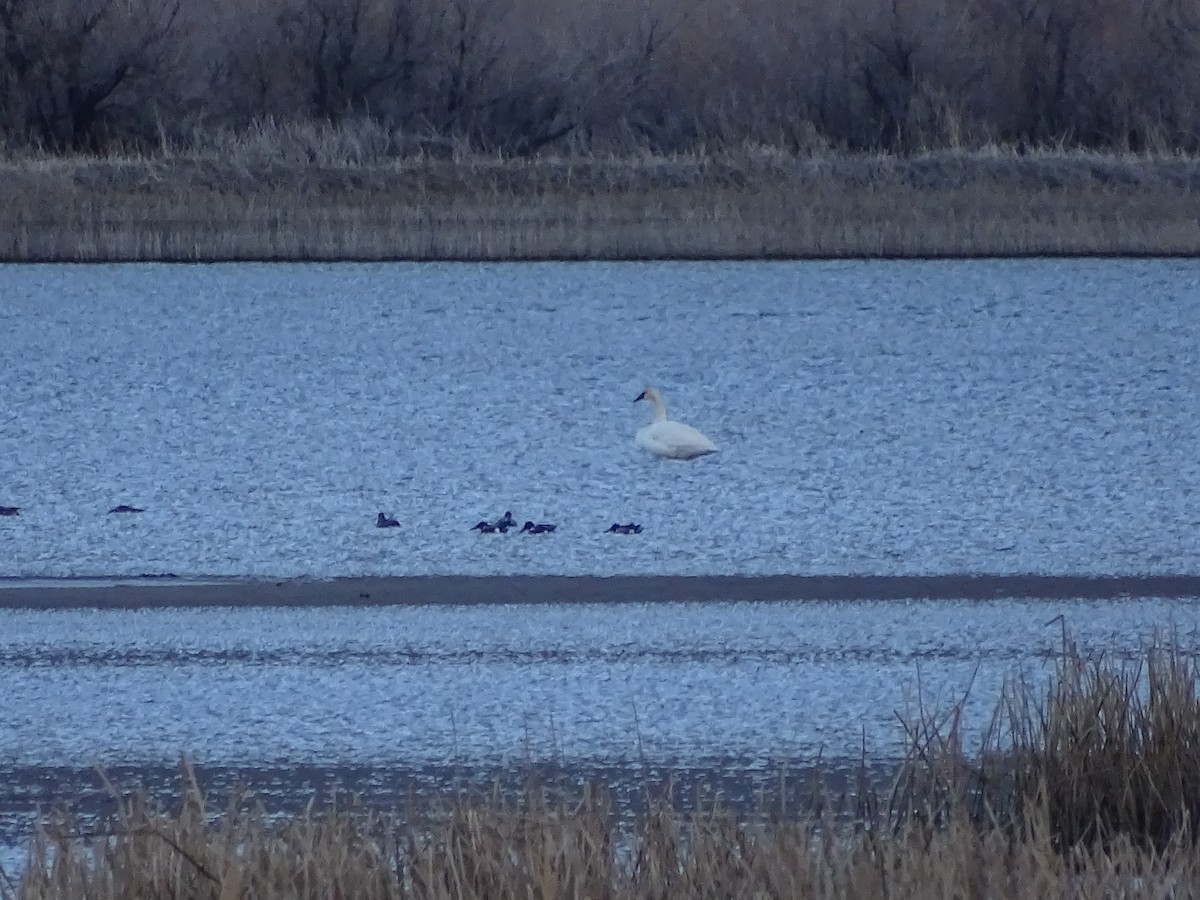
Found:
[13,638,1200,899]
[3,144,1200,261]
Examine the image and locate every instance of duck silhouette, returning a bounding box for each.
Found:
[472,511,517,533]
[376,512,400,528]
[520,521,557,534]
[0,506,19,516]
[109,505,144,514]
[606,523,643,534]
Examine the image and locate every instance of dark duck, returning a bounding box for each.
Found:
[606,522,643,534]
[473,511,517,533]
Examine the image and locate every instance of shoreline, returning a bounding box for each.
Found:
[1,573,1199,609]
[3,151,1199,261]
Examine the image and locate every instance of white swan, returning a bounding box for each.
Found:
[634,387,717,460]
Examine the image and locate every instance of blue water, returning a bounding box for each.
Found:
[1,258,1198,577]
[2,596,1194,768]
[1,594,1197,863]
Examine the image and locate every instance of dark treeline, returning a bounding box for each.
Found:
[2,0,1199,157]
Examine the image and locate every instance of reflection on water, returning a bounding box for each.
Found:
[0,594,1197,858]
[1,597,1194,768]
[0,259,1198,577]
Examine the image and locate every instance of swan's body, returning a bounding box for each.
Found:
[521,521,556,534]
[634,387,717,460]
[376,512,400,528]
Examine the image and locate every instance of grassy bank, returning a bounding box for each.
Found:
[3,141,1200,261]
[13,638,1200,899]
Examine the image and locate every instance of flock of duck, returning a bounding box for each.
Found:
[374,509,643,535]
[471,512,554,534]
[0,503,641,536]
[2,388,712,538]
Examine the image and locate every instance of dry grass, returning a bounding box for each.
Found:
[1,131,1199,260]
[13,637,1200,900]
[894,631,1200,852]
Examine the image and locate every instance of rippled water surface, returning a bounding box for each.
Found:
[0,597,1196,856]
[4,597,1196,767]
[1,260,1198,577]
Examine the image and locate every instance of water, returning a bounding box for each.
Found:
[1,259,1198,577]
[1,596,1196,858]
[2,258,1199,871]
[5,597,1195,767]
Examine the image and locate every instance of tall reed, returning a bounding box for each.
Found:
[17,637,1200,899]
[2,145,1199,260]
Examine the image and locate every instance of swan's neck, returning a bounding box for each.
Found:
[649,396,667,423]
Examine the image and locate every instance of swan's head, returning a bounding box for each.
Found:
[634,386,661,404]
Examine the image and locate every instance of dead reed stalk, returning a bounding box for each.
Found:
[1,147,1198,260]
[17,638,1200,899]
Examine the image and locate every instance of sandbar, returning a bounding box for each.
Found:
[0,574,1198,609]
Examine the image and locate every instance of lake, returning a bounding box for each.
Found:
[1,594,1196,860]
[0,259,1197,577]
[1,258,1199,868]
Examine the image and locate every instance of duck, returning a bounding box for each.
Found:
[109,505,144,513]
[376,512,400,528]
[634,387,717,459]
[472,511,518,533]
[520,521,557,534]
[0,506,19,516]
[606,522,643,534]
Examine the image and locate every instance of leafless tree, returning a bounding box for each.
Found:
[0,0,181,149]
[273,0,431,123]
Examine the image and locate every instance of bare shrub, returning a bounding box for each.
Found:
[0,0,183,150]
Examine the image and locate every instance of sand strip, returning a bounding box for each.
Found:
[0,574,1198,609]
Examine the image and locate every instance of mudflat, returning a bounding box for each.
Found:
[0,574,1197,609]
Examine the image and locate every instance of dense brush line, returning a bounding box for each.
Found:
[0,0,1199,157]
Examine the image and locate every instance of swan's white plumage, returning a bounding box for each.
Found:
[634,387,717,460]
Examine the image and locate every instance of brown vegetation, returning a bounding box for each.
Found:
[2,133,1199,261]
[13,637,1200,899]
[3,0,1198,260]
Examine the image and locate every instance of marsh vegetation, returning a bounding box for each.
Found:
[14,637,1200,899]
[1,0,1199,259]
